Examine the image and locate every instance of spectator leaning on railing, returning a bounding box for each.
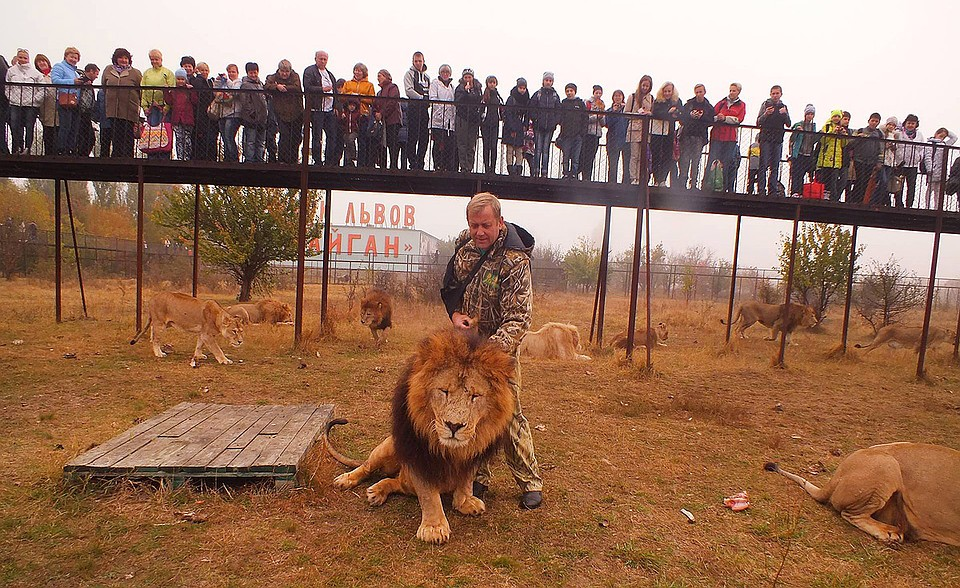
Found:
[755,85,791,197]
[678,84,712,190]
[708,83,746,193]
[265,59,304,165]
[302,51,337,166]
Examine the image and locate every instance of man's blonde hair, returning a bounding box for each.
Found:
[466,192,501,220]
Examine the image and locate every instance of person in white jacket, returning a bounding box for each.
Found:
[894,113,925,208]
[429,64,456,172]
[5,49,44,154]
[923,127,958,210]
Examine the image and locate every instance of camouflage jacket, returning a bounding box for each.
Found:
[446,222,534,355]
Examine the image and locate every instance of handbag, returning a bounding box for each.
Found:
[705,161,724,192]
[139,122,173,153]
[888,174,904,194]
[207,99,224,121]
[57,92,78,109]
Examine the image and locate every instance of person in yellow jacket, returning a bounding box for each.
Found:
[343,63,375,167]
[815,109,848,200]
[141,49,175,128]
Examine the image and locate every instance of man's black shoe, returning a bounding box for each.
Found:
[472,481,488,500]
[519,491,543,510]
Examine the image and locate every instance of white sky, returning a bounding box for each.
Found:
[5,0,958,276]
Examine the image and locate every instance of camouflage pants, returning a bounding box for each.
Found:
[476,363,543,492]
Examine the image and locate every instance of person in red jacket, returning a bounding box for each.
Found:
[166,69,198,160]
[707,83,746,193]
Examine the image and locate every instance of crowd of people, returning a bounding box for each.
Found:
[2,47,959,210]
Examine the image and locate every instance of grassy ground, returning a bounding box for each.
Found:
[1,278,958,587]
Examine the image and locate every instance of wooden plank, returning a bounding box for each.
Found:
[279,405,334,466]
[158,406,250,469]
[76,403,212,469]
[65,403,196,467]
[159,403,226,438]
[251,405,318,467]
[109,404,226,469]
[179,405,273,469]
[226,405,287,450]
[259,405,301,436]
[224,405,301,469]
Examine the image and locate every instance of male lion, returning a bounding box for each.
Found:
[327,329,516,545]
[721,301,817,343]
[360,289,393,344]
[226,299,293,325]
[610,321,669,350]
[765,443,960,546]
[131,292,244,368]
[854,325,956,354]
[519,322,591,360]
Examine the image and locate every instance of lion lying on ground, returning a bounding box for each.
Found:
[721,301,817,343]
[360,289,393,344]
[610,321,669,350]
[765,443,960,546]
[327,329,515,544]
[226,299,293,325]
[854,324,956,354]
[131,292,243,368]
[519,322,591,360]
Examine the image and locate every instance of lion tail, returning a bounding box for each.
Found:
[323,418,364,468]
[720,307,742,326]
[130,317,152,345]
[763,462,831,503]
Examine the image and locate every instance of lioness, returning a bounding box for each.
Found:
[610,321,669,350]
[327,329,516,545]
[765,443,960,546]
[226,299,293,325]
[721,301,817,343]
[855,324,956,354]
[131,292,244,368]
[360,289,393,344]
[519,322,591,360]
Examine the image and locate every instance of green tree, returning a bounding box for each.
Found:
[854,256,924,334]
[778,223,862,321]
[561,236,600,290]
[153,185,321,301]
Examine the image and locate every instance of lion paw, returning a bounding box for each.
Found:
[333,472,358,490]
[221,357,233,365]
[416,522,451,544]
[190,358,200,368]
[366,485,389,507]
[454,495,485,516]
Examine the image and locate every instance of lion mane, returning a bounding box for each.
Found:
[227,299,293,325]
[360,289,393,344]
[328,329,516,544]
[519,322,591,360]
[721,301,817,343]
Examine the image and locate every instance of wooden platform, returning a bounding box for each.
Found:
[63,402,333,488]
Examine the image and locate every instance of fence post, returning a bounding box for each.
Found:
[916,145,949,379]
[55,179,62,323]
[644,204,652,370]
[590,205,612,346]
[626,117,651,362]
[724,216,742,343]
[192,184,200,298]
[839,225,859,354]
[777,205,801,368]
[136,166,144,332]
[321,189,333,326]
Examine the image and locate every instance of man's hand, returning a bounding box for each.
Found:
[451,312,474,331]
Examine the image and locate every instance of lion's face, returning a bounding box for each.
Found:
[799,306,817,328]
[655,321,669,342]
[274,302,293,324]
[219,315,244,347]
[405,331,516,454]
[360,305,381,327]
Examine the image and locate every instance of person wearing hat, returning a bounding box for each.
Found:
[529,71,561,177]
[788,104,817,196]
[502,78,530,176]
[815,109,849,200]
[454,68,482,173]
[166,67,199,160]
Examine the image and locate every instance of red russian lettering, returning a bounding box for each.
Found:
[389,205,401,226]
[374,203,385,225]
[383,236,399,257]
[364,235,378,255]
[347,233,361,254]
[359,203,371,224]
[404,205,416,227]
[345,202,356,224]
[328,232,342,253]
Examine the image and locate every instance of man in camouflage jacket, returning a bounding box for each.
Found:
[441,192,544,509]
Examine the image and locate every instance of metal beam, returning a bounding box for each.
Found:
[644,203,652,370]
[839,225,859,354]
[320,189,333,325]
[63,181,87,318]
[916,147,950,378]
[777,205,802,368]
[625,119,651,362]
[55,179,62,323]
[136,166,144,332]
[724,216,742,343]
[192,184,200,298]
[590,205,612,346]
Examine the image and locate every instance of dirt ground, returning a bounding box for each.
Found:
[1,278,958,587]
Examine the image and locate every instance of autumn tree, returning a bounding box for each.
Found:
[153,185,322,301]
[561,237,600,291]
[778,223,862,321]
[854,257,924,334]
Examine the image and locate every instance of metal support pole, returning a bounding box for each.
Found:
[293,105,313,345]
[953,294,960,361]
[55,179,62,323]
[839,225,859,354]
[916,146,949,378]
[320,189,333,325]
[626,118,651,361]
[192,184,200,298]
[590,205,612,345]
[777,205,801,368]
[136,166,144,333]
[644,203,652,370]
[724,216,742,343]
[63,181,87,318]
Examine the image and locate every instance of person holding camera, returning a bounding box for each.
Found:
[755,85,791,197]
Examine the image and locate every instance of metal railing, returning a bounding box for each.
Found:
[3,82,958,213]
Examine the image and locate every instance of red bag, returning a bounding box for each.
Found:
[802,181,825,199]
[139,122,173,154]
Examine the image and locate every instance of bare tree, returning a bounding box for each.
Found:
[854,257,924,334]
